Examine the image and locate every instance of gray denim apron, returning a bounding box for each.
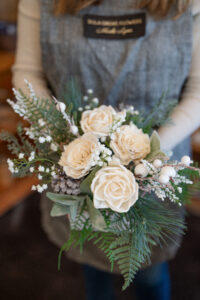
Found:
[40,0,193,272]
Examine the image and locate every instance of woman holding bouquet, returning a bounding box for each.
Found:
[13,0,200,299]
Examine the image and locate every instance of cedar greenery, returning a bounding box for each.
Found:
[58,194,186,290]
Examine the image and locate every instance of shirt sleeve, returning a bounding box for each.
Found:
[12,0,51,98]
[158,10,200,151]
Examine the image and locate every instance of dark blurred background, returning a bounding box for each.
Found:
[0,1,200,299]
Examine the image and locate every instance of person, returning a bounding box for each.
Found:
[12,0,200,299]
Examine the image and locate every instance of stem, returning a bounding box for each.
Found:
[162,163,200,172]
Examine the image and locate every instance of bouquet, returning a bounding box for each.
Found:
[1,80,200,290]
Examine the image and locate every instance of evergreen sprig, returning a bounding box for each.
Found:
[18,90,71,144]
[126,92,178,134]
[59,194,185,290]
[61,79,82,124]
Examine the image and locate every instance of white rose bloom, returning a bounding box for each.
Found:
[80,105,117,137]
[59,133,101,179]
[110,124,150,165]
[91,160,139,213]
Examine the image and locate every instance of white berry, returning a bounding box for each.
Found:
[159,174,170,185]
[87,89,93,94]
[50,143,58,152]
[160,166,176,177]
[181,155,191,166]
[71,125,79,135]
[153,159,162,168]
[56,102,66,112]
[92,97,99,105]
[134,164,149,178]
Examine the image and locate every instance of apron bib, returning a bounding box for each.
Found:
[40,0,193,271]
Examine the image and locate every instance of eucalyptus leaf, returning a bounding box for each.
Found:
[150,131,160,152]
[80,167,100,195]
[49,194,80,221]
[69,201,79,222]
[86,196,107,231]
[47,192,85,204]
[146,150,168,163]
[51,203,70,217]
[146,131,168,162]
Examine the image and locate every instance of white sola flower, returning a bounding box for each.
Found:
[110,124,150,165]
[91,160,139,213]
[59,133,101,179]
[80,105,124,137]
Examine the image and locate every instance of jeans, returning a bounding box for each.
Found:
[83,262,171,300]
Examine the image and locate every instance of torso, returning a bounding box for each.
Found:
[40,0,193,157]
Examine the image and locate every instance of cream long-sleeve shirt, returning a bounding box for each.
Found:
[12,0,200,151]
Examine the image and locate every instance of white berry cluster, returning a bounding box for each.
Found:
[37,165,56,178]
[109,112,126,138]
[118,104,139,115]
[134,155,193,205]
[7,159,17,174]
[31,184,48,193]
[28,151,35,162]
[97,143,113,166]
[78,90,99,112]
[38,136,52,143]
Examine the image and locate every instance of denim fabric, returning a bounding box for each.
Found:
[83,262,171,300]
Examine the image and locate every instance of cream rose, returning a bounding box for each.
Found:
[91,160,139,213]
[110,124,150,165]
[59,133,100,179]
[80,105,118,137]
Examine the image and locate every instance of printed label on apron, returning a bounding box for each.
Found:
[83,13,146,40]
